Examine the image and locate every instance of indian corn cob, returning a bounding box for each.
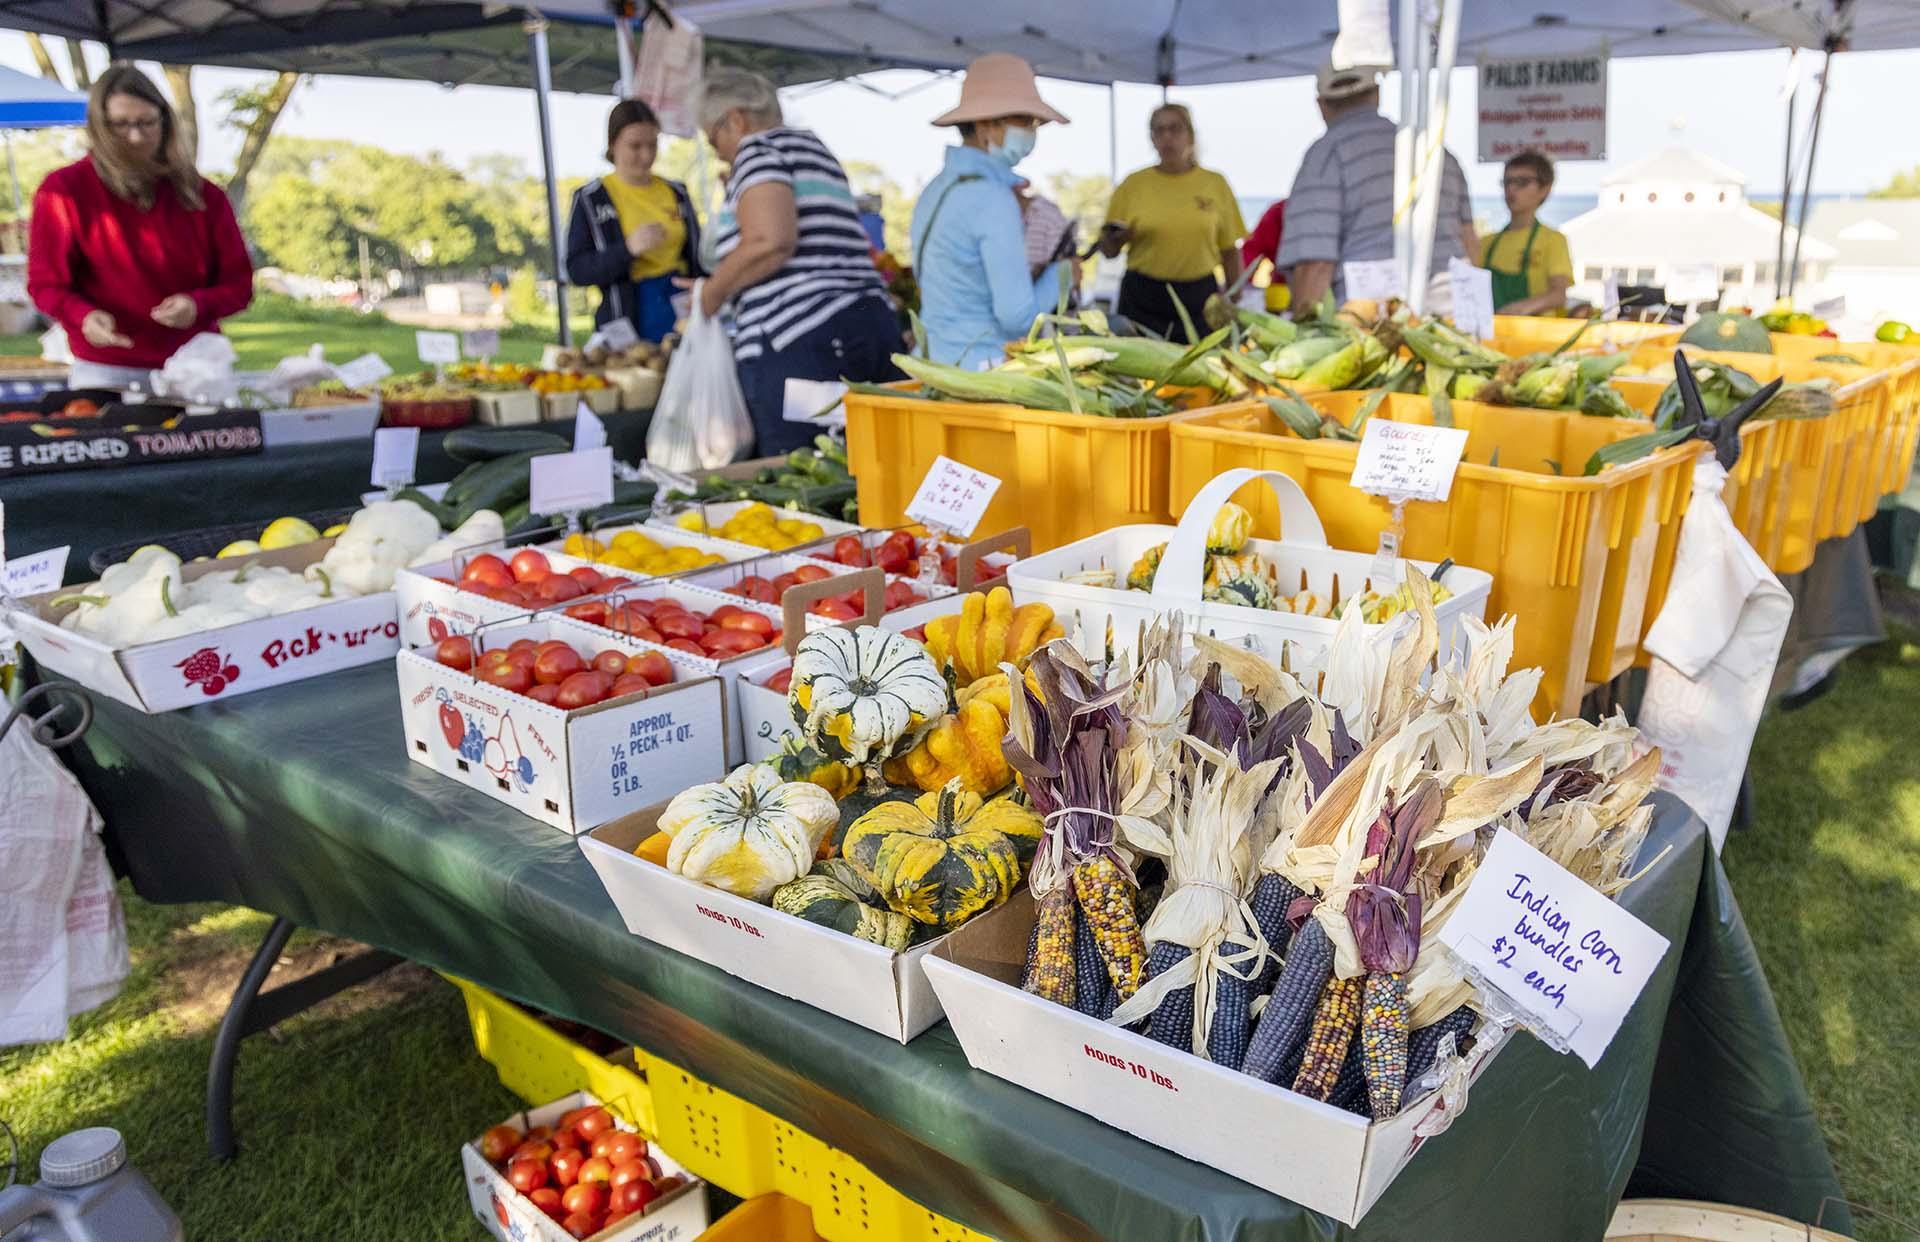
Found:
[1143,941,1195,1048]
[1407,1006,1477,1083]
[1206,934,1257,1072]
[1073,901,1116,1019]
[1326,1029,1372,1118]
[1022,885,1077,1006]
[1243,915,1334,1083]
[1073,855,1148,1001]
[1361,970,1411,1117]
[1248,873,1304,992]
[1291,974,1363,1101]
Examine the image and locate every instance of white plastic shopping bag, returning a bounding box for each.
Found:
[154,332,240,404]
[0,713,128,1044]
[646,285,754,471]
[1636,460,1793,851]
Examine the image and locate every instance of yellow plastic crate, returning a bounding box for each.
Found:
[1769,333,1920,504]
[845,381,1224,554]
[445,975,655,1136]
[1625,347,1888,570]
[1490,314,1682,356]
[1167,394,1702,719]
[701,1194,826,1241]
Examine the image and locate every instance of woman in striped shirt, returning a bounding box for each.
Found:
[697,68,900,456]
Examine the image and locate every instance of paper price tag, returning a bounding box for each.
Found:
[1448,257,1496,341]
[1437,829,1669,1068]
[904,456,1001,538]
[530,447,615,515]
[370,426,420,490]
[1350,419,1469,502]
[574,402,607,452]
[461,328,500,358]
[415,330,460,365]
[783,377,847,428]
[1342,259,1405,303]
[4,545,69,597]
[335,352,392,391]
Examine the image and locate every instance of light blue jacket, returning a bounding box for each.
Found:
[910,145,1065,370]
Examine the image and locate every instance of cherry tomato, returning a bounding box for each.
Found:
[509,638,538,654]
[509,549,551,583]
[771,572,799,594]
[883,580,923,610]
[435,635,474,671]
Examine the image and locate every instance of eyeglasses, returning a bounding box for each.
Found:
[1502,176,1542,189]
[106,118,162,134]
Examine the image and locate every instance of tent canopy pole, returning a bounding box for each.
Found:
[1774,57,1796,299]
[527,16,572,348]
[1786,49,1833,301]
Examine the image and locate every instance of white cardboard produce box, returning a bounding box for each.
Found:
[922,893,1510,1225]
[582,809,949,1042]
[462,1091,708,1242]
[7,542,400,713]
[646,497,863,550]
[397,616,728,834]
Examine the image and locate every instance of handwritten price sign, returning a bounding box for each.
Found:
[1350,419,1469,503]
[905,456,1001,537]
[1436,829,1669,1067]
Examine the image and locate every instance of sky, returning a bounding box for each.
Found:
[0,33,1915,205]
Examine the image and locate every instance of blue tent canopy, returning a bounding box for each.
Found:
[0,63,84,129]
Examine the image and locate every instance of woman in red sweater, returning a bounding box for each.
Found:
[29,65,252,388]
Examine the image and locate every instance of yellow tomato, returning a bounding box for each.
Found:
[563,533,605,557]
[611,529,655,553]
[676,512,708,532]
[600,547,641,570]
[637,554,670,575]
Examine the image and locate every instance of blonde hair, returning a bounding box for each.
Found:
[86,65,202,210]
[1149,103,1198,164]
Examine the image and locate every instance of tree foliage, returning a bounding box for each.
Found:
[1869,166,1920,199]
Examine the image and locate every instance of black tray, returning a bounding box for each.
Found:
[0,388,263,478]
[88,506,360,575]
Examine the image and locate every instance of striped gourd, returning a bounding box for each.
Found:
[1361,971,1410,1117]
[1072,902,1113,1018]
[1143,942,1195,1048]
[1407,1006,1477,1083]
[1291,974,1362,1101]
[1072,856,1147,1001]
[1022,885,1077,1006]
[1248,873,1303,992]
[1205,934,1257,1072]
[1244,916,1334,1083]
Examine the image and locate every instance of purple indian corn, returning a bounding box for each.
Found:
[1243,915,1333,1083]
[1143,941,1195,1049]
[1407,1005,1477,1083]
[1249,873,1304,992]
[1205,934,1257,1072]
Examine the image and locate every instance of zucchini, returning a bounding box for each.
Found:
[393,486,457,529]
[443,426,569,463]
[444,447,565,526]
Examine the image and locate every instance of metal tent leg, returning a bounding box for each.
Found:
[206,917,403,1160]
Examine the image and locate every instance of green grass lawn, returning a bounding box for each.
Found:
[0,297,595,373]
[4,629,1918,1239]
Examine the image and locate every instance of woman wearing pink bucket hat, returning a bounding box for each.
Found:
[910,54,1073,370]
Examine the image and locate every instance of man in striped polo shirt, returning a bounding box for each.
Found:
[1275,63,1478,311]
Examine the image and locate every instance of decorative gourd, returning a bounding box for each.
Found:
[771,859,914,950]
[922,587,1062,682]
[767,735,862,801]
[657,764,839,901]
[790,625,946,767]
[1126,542,1166,591]
[883,672,1014,796]
[843,780,1042,926]
[1203,553,1278,610]
[1207,501,1252,554]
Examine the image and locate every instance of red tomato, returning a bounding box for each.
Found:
[901,624,928,641]
[477,661,533,694]
[791,563,833,584]
[765,668,793,694]
[503,648,538,673]
[625,651,675,687]
[619,597,657,618]
[708,603,743,624]
[590,649,628,677]
[833,534,870,567]
[575,1156,614,1186]
[609,673,654,698]
[556,670,613,709]
[506,1158,547,1194]
[548,1126,581,1152]
[435,635,474,672]
[770,572,799,594]
[528,683,561,705]
[649,597,688,615]
[561,1182,608,1218]
[533,645,586,686]
[697,628,760,655]
[568,566,604,590]
[564,600,610,627]
[598,576,637,593]
[608,1156,652,1190]
[810,598,860,622]
[654,1174,687,1194]
[653,611,704,640]
[589,1133,616,1160]
[666,638,704,656]
[766,629,783,648]
[642,1154,663,1179]
[718,610,773,636]
[528,1187,566,1221]
[509,549,551,583]
[461,554,513,588]
[734,576,778,603]
[478,1124,521,1166]
[549,1146,584,1188]
[561,1212,598,1240]
[509,638,538,653]
[876,547,912,575]
[611,1177,658,1215]
[883,580,924,610]
[535,575,586,603]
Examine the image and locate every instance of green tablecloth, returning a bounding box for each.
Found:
[48,661,1848,1240]
[4,411,652,584]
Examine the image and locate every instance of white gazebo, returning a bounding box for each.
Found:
[1561,147,1835,309]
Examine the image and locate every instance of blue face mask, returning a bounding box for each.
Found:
[989,124,1036,168]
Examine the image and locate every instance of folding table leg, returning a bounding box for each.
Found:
[205,916,403,1160]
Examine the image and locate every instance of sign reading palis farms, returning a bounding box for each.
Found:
[1477,48,1607,163]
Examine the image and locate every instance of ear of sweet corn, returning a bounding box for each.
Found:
[1297,333,1390,390]
[1022,885,1078,1006]
[1291,974,1363,1101]
[1361,970,1411,1117]
[893,353,1112,414]
[1073,856,1148,1001]
[1244,915,1334,1083]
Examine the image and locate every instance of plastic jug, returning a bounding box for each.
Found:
[0,1128,181,1242]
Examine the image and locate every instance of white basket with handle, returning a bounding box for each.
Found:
[1005,467,1494,666]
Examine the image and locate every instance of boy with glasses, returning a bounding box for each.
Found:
[1480,150,1574,316]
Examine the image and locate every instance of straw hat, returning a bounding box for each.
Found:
[932,53,1069,127]
[1317,62,1382,101]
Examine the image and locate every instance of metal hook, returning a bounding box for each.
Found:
[0,682,92,749]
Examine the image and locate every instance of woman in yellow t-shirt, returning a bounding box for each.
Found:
[564,99,703,342]
[1097,104,1246,340]
[1479,150,1573,316]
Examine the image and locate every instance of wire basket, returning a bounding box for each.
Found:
[87,507,360,576]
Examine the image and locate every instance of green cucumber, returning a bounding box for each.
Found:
[393,486,457,529]
[444,447,566,524]
[443,426,569,464]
